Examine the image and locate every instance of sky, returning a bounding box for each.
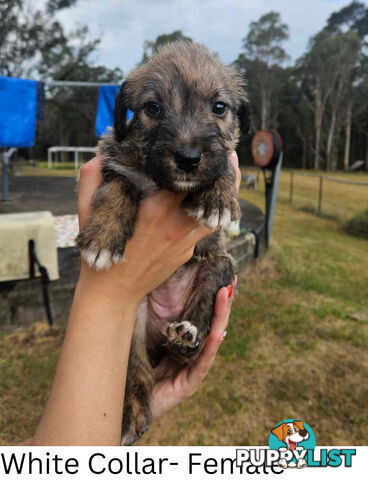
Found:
[50,0,363,75]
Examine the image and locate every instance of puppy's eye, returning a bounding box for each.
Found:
[145,101,162,117]
[212,101,228,117]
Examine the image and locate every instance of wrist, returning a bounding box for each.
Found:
[77,262,140,311]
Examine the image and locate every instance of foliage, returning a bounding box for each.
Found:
[141,30,192,64]
[234,12,289,130]
[344,208,368,239]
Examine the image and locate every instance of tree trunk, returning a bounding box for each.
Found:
[326,109,337,171]
[343,100,352,171]
[314,83,322,171]
[261,87,267,130]
[302,135,307,170]
[59,125,70,163]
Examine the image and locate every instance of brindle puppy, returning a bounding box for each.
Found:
[77,41,250,445]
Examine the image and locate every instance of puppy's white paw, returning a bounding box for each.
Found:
[81,247,123,271]
[189,207,232,230]
[167,321,199,350]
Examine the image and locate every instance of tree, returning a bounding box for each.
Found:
[296,28,361,170]
[0,0,77,77]
[235,12,289,130]
[326,1,367,34]
[140,30,192,64]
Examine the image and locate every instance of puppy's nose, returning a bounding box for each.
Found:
[299,430,308,437]
[174,147,201,172]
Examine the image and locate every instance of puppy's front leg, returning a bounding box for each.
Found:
[186,172,240,230]
[77,178,140,270]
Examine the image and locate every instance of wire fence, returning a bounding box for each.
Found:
[244,169,368,221]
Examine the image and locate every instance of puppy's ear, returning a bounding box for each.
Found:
[294,420,305,431]
[271,423,287,442]
[238,100,251,136]
[114,80,130,142]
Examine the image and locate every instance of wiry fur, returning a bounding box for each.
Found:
[77,41,250,444]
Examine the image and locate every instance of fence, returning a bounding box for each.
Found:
[245,169,368,220]
[47,146,97,170]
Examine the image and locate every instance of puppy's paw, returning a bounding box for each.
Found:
[121,401,151,446]
[81,246,123,271]
[166,321,199,352]
[190,205,233,229]
[188,195,240,230]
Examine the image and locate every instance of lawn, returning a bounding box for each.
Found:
[0,180,367,446]
[245,168,368,221]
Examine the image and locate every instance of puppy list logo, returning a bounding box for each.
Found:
[269,419,315,468]
[269,419,355,469]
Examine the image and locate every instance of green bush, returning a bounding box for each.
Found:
[344,208,368,240]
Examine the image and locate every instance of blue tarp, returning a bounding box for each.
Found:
[95,85,120,137]
[0,76,38,148]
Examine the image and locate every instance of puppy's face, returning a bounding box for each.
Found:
[114,42,250,192]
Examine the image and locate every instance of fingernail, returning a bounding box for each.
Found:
[233,275,238,288]
[218,331,227,343]
[227,285,233,298]
[231,151,239,166]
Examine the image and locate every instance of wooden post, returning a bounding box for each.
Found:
[318,175,323,215]
[289,171,294,203]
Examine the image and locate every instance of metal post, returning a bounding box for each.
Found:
[289,171,294,203]
[74,150,79,170]
[264,153,283,247]
[318,175,323,215]
[1,148,9,202]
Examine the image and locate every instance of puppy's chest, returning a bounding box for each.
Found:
[147,264,198,325]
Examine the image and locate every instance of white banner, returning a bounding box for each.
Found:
[0,446,365,479]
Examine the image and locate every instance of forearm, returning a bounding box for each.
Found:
[31,268,138,446]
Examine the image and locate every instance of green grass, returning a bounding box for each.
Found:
[0,186,367,445]
[245,168,368,221]
[141,187,368,446]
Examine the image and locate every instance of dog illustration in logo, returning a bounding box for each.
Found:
[271,420,309,468]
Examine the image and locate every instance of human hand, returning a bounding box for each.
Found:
[150,276,237,420]
[77,152,240,305]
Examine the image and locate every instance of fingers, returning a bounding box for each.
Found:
[77,156,103,229]
[230,151,241,192]
[186,276,237,392]
[144,189,187,213]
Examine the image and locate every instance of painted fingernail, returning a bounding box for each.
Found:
[219,331,227,343]
[227,285,233,298]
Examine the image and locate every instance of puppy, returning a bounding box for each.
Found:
[77,41,250,444]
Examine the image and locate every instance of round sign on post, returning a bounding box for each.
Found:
[251,130,283,169]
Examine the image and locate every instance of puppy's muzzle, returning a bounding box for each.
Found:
[174,147,201,172]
